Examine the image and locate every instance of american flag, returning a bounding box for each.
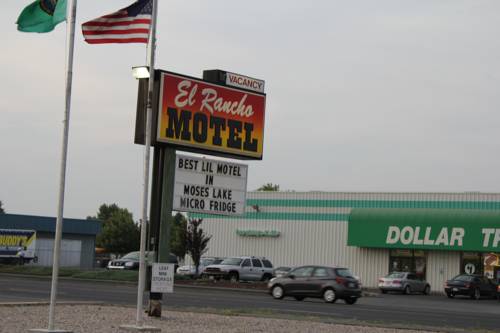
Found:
[82,0,152,44]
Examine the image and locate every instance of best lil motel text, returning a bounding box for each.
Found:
[178,158,243,214]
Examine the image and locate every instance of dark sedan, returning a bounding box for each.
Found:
[107,251,178,270]
[444,274,497,300]
[268,265,362,304]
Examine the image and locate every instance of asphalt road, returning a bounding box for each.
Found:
[1,275,499,332]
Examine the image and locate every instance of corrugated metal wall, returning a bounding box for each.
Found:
[194,191,500,291]
[426,250,461,291]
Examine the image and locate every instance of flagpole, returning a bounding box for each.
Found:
[136,0,158,328]
[31,0,77,332]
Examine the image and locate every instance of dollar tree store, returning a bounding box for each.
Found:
[190,191,500,292]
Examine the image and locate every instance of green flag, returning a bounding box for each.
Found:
[17,0,67,33]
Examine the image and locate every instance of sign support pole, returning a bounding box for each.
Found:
[148,146,175,317]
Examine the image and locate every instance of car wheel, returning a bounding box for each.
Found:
[380,289,387,294]
[229,272,239,283]
[344,297,357,305]
[423,285,431,295]
[446,292,455,298]
[404,285,411,295]
[323,288,337,303]
[271,285,284,300]
[471,288,480,300]
[294,296,305,301]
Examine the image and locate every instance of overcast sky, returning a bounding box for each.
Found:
[1,1,500,220]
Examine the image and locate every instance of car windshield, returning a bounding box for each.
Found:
[453,275,474,282]
[121,251,156,261]
[221,258,243,266]
[335,268,354,278]
[201,258,214,265]
[276,267,291,271]
[122,252,140,260]
[386,272,405,279]
[212,259,224,265]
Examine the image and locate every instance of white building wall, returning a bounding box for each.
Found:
[201,218,389,289]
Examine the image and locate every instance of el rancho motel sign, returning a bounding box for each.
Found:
[156,71,265,160]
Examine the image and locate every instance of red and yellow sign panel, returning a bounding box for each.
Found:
[157,72,266,160]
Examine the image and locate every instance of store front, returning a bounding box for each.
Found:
[348,208,500,282]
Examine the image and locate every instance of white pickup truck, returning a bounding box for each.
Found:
[0,229,38,264]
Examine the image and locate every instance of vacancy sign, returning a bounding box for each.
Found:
[225,72,265,94]
[173,154,248,216]
[151,263,174,293]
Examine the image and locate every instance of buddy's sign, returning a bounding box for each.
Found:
[347,208,500,252]
[156,71,266,160]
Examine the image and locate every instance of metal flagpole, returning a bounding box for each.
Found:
[30,0,77,332]
[135,0,159,328]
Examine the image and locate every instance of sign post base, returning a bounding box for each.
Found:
[147,298,162,317]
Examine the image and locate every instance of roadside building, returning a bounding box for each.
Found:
[191,192,500,292]
[0,213,101,269]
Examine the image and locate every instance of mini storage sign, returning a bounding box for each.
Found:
[347,208,500,252]
[151,263,174,293]
[173,154,248,216]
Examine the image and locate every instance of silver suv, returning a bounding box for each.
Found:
[203,256,274,282]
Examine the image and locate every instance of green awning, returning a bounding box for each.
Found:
[347,208,500,252]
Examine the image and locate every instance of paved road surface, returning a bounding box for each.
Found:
[1,275,499,331]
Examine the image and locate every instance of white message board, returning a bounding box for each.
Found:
[174,154,248,216]
[151,263,174,293]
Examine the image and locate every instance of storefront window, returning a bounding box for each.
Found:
[484,253,500,281]
[389,249,426,279]
[460,252,483,276]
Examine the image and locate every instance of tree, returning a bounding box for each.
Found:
[257,183,280,191]
[0,201,4,214]
[170,213,187,259]
[185,218,212,276]
[88,204,140,254]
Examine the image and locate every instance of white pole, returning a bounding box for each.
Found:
[136,0,159,327]
[47,0,77,330]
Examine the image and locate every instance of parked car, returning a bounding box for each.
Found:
[203,256,274,282]
[444,274,497,300]
[273,266,292,278]
[176,257,224,277]
[497,284,500,300]
[268,265,362,304]
[107,251,178,270]
[378,272,431,295]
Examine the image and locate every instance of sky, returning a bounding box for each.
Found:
[1,1,500,220]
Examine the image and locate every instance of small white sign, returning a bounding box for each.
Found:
[464,263,475,275]
[173,154,248,216]
[225,72,265,94]
[151,263,174,293]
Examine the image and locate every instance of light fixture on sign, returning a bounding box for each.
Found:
[132,66,150,79]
